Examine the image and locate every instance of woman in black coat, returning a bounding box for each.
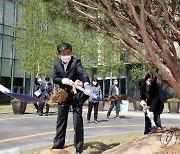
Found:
[140,72,164,134]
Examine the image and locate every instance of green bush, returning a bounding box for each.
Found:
[11,98,21,103]
[167,98,180,103]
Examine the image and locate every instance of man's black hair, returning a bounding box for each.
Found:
[45,77,50,81]
[57,42,72,53]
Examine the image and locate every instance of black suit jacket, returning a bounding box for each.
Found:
[140,82,164,114]
[53,56,90,105]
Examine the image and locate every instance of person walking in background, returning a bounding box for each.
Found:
[38,77,52,116]
[87,77,102,124]
[140,72,164,134]
[107,79,121,119]
[33,73,43,114]
[51,42,91,153]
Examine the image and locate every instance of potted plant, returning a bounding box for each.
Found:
[167,98,180,113]
[132,97,143,111]
[11,98,27,114]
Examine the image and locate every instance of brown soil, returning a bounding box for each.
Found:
[39,128,179,154]
[102,128,180,154]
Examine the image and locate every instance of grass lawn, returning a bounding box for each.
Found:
[21,132,143,154]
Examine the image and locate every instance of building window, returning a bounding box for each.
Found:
[13,77,24,93]
[0,58,1,76]
[4,0,15,26]
[16,5,22,24]
[1,58,12,77]
[2,35,13,58]
[0,25,3,34]
[25,78,30,94]
[14,59,24,78]
[0,76,11,89]
[4,26,14,36]
[0,35,2,57]
[0,0,4,24]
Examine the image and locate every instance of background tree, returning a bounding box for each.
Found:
[14,0,122,79]
[43,0,180,97]
[14,0,99,75]
[96,35,124,82]
[14,0,56,74]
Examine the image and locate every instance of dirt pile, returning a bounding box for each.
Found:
[102,128,180,154]
[155,143,180,154]
[40,149,69,154]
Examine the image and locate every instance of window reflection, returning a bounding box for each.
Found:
[14,59,24,78]
[4,1,14,26]
[1,58,12,77]
[4,26,14,36]
[0,1,4,24]
[0,35,2,57]
[2,35,13,58]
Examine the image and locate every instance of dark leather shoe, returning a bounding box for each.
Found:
[76,148,83,153]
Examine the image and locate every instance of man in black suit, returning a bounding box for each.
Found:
[34,73,43,114]
[51,42,91,153]
[38,77,52,116]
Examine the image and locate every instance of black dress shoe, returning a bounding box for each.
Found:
[51,146,63,149]
[76,148,83,153]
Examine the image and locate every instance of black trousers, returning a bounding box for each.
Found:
[52,103,84,151]
[87,101,99,121]
[38,102,49,114]
[33,102,39,112]
[107,100,120,117]
[144,112,162,134]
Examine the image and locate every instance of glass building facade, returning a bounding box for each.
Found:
[0,0,31,103]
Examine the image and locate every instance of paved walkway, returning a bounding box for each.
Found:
[0,107,179,153]
[99,110,180,119]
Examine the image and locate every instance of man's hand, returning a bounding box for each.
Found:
[140,100,150,112]
[62,78,73,86]
[74,80,83,87]
[140,100,147,107]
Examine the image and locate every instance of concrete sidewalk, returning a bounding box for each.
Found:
[97,104,180,120]
[86,108,180,120]
[0,107,179,120]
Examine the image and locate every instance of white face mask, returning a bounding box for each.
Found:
[38,78,42,83]
[60,55,71,63]
[92,81,97,86]
[114,81,118,85]
[146,80,151,86]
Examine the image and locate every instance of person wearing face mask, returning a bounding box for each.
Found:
[107,79,121,119]
[87,77,102,124]
[33,73,43,114]
[51,42,90,153]
[139,72,164,134]
[38,77,52,116]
